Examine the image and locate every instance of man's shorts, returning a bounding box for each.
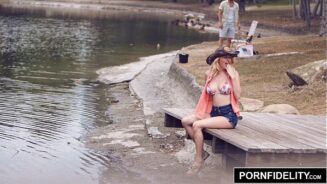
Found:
[219,22,235,38]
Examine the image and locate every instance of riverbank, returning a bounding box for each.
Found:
[0,0,204,20]
[2,0,321,35]
[2,0,325,183]
[89,52,225,183]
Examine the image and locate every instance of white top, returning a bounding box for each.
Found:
[227,5,236,23]
[219,0,239,24]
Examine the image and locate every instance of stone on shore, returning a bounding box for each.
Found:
[147,127,170,139]
[96,52,176,85]
[260,104,300,115]
[96,59,152,85]
[288,60,327,86]
[239,97,264,112]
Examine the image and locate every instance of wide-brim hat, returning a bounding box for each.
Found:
[206,46,239,65]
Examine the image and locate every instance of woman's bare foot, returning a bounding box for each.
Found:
[186,161,204,176]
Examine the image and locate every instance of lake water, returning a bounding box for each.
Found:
[0,6,217,183]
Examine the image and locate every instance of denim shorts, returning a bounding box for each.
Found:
[219,22,236,38]
[210,104,238,128]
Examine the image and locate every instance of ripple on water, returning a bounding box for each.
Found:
[0,6,217,183]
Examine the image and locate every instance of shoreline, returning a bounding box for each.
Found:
[1,2,226,182]
[0,0,205,19]
[1,0,223,34]
[88,50,224,183]
[2,1,324,182]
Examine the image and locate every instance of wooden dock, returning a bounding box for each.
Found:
[163,108,327,168]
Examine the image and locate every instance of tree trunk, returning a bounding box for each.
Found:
[319,0,326,36]
[305,0,311,30]
[207,0,215,5]
[299,0,305,19]
[319,0,324,16]
[293,0,298,18]
[313,0,321,16]
[238,0,246,13]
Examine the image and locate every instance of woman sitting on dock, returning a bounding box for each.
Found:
[181,46,241,175]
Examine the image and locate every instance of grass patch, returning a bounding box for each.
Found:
[179,35,326,115]
[241,6,321,34]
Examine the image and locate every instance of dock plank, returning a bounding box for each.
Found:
[163,108,327,153]
[238,118,321,153]
[243,113,326,144]
[261,113,325,137]
[206,125,290,153]
[243,113,325,147]
[241,113,326,152]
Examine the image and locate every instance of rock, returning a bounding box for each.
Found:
[239,97,264,112]
[97,52,175,84]
[260,104,300,115]
[288,60,327,86]
[110,99,119,103]
[147,127,169,139]
[286,70,308,86]
[174,139,195,164]
[322,69,327,81]
[175,130,186,138]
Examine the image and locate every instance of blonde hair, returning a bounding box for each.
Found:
[210,58,222,77]
[210,57,235,77]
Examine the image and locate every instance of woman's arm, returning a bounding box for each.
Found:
[226,65,241,99]
[231,71,241,100]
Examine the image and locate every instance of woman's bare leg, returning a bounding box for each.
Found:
[181,114,198,139]
[192,116,233,165]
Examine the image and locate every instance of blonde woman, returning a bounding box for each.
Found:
[181,46,241,175]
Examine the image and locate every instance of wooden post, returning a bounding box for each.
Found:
[212,137,226,153]
[222,143,247,170]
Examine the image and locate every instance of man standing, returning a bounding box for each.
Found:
[218,0,240,47]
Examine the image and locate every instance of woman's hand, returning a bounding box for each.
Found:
[226,64,237,79]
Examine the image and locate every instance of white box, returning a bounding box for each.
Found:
[237,44,253,58]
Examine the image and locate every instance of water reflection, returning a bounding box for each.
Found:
[0,77,107,183]
[0,6,217,184]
